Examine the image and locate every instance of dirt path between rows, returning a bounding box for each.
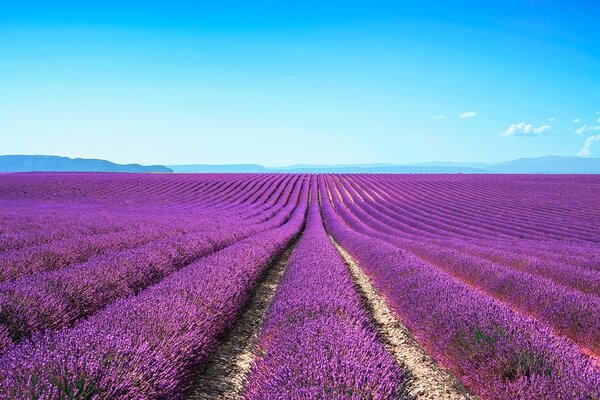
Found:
[332,238,478,400]
[184,240,298,400]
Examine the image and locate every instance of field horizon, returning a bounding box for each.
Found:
[2,154,600,174]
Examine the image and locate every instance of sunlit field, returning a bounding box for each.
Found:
[0,173,598,399]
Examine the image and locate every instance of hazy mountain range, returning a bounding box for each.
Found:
[169,164,268,173]
[172,156,600,174]
[1,155,600,174]
[0,155,172,173]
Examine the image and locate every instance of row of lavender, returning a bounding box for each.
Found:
[322,174,600,399]
[0,178,310,398]
[0,173,303,354]
[331,175,600,354]
[353,174,600,267]
[244,180,407,399]
[0,173,302,274]
[352,174,600,243]
[0,173,280,254]
[1,172,598,399]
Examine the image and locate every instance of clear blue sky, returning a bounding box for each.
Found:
[1,1,599,166]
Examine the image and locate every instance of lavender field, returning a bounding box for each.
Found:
[0,172,599,399]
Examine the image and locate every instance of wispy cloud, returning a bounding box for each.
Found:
[501,122,551,137]
[578,134,600,157]
[548,117,555,122]
[573,118,581,123]
[575,125,600,135]
[459,111,476,119]
[432,115,446,119]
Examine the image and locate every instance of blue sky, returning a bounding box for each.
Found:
[1,1,599,166]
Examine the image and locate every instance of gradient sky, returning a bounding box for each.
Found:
[1,1,600,166]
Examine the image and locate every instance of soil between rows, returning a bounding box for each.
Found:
[332,238,478,400]
[184,234,476,400]
[184,238,299,399]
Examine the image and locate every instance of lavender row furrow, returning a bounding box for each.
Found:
[244,181,406,399]
[320,176,600,400]
[0,177,306,354]
[0,226,179,282]
[329,177,600,350]
[341,176,600,291]
[0,177,308,399]
[360,175,599,241]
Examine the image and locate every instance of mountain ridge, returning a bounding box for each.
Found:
[2,155,599,174]
[0,155,172,173]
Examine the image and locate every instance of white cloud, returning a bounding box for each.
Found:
[573,118,581,123]
[502,122,552,137]
[597,117,600,123]
[575,125,600,135]
[535,125,552,134]
[548,117,555,122]
[578,134,600,157]
[432,115,446,119]
[459,111,476,119]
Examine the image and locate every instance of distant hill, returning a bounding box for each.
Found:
[486,156,600,174]
[0,155,172,173]
[271,156,600,174]
[168,164,268,173]
[1,155,599,174]
[272,165,488,173]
